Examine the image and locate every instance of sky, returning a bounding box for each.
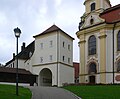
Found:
[0,0,120,65]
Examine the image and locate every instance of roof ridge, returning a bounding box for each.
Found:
[33,24,61,37]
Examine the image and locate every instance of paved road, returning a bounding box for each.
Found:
[28,86,81,99]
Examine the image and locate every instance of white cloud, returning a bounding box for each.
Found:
[0,0,120,64]
[55,0,62,6]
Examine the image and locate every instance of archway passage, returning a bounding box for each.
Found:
[40,68,52,86]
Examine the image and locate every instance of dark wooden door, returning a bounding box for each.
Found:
[89,76,95,84]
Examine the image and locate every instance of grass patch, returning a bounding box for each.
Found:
[0,84,32,99]
[63,85,120,99]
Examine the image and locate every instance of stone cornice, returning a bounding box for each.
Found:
[33,62,73,68]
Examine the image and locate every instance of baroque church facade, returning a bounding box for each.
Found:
[76,0,120,84]
[6,25,74,86]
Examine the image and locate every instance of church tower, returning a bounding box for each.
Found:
[79,0,111,30]
[84,0,111,14]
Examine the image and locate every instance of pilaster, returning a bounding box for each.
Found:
[79,34,86,83]
[99,29,107,83]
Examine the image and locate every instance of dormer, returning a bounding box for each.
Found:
[84,0,111,14]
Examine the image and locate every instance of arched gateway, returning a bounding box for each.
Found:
[39,68,52,86]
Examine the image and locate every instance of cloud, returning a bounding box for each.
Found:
[0,0,120,64]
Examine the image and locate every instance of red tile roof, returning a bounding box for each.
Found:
[0,67,36,75]
[100,4,120,23]
[33,25,74,40]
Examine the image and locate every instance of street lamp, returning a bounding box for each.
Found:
[14,27,21,96]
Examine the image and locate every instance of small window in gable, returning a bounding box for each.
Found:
[90,18,94,25]
[91,3,96,11]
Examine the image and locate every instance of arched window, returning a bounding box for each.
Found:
[88,35,96,55]
[117,61,120,72]
[88,63,97,74]
[117,31,120,51]
[91,3,96,11]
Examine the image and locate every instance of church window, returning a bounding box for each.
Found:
[117,31,120,51]
[117,61,120,72]
[88,63,97,74]
[91,3,96,11]
[88,35,96,55]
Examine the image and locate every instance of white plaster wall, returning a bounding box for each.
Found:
[18,59,25,69]
[106,30,113,73]
[59,32,73,66]
[24,58,33,73]
[58,64,74,86]
[33,32,57,65]
[105,29,113,84]
[96,74,100,83]
[106,73,113,84]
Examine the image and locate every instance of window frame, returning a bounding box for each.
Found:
[68,58,71,63]
[88,63,97,74]
[40,43,43,49]
[50,40,53,47]
[63,42,65,48]
[68,44,71,51]
[49,55,53,62]
[91,2,96,11]
[88,35,96,55]
[63,56,65,62]
[40,57,43,63]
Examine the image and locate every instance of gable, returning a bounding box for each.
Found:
[81,12,105,29]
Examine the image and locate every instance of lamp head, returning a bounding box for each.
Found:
[14,27,21,37]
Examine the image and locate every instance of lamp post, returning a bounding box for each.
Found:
[14,27,21,96]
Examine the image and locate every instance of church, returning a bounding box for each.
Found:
[76,0,120,84]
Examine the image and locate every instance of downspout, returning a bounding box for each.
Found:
[112,23,116,84]
[57,31,59,86]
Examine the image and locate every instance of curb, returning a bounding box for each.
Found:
[61,88,82,99]
[24,86,34,99]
